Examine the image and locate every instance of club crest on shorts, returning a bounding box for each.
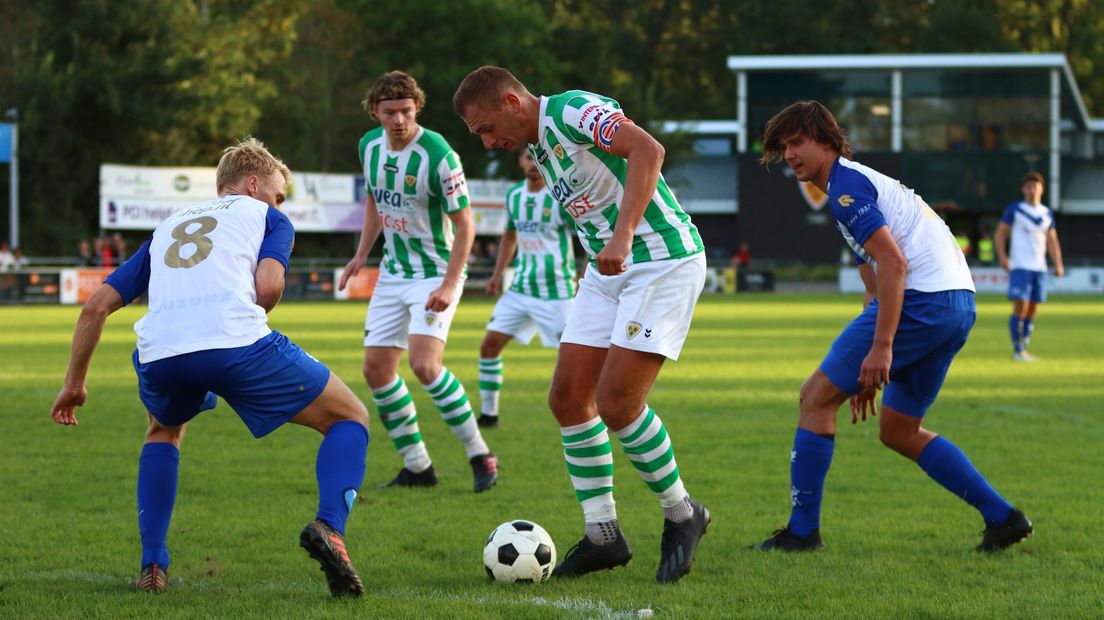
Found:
[425,312,437,327]
[625,321,642,340]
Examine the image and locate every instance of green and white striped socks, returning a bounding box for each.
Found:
[478,356,503,417]
[424,368,488,458]
[615,405,692,523]
[561,417,618,542]
[372,376,431,473]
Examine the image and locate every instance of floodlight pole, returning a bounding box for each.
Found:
[6,108,17,250]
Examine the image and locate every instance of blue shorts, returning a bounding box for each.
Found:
[820,290,976,418]
[133,331,331,438]
[1008,269,1047,303]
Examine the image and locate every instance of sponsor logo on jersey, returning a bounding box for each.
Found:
[515,220,542,233]
[578,104,603,132]
[373,187,407,210]
[381,213,409,232]
[625,321,642,340]
[384,163,400,173]
[405,174,416,187]
[444,170,467,197]
[552,144,566,160]
[534,146,548,164]
[799,181,828,211]
[838,194,854,207]
[565,194,597,219]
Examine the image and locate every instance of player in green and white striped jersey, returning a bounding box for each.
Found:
[455,67,709,583]
[476,150,577,429]
[339,71,497,494]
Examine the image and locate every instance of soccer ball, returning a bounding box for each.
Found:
[483,520,556,583]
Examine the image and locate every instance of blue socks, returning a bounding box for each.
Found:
[137,442,179,569]
[1022,318,1034,349]
[315,420,369,535]
[787,428,835,537]
[918,436,1014,526]
[1008,314,1023,353]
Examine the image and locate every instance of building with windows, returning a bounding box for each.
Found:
[663,53,1103,264]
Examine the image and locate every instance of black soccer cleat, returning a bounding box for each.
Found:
[476,414,499,429]
[755,527,825,552]
[299,519,365,598]
[552,530,633,578]
[379,465,438,489]
[470,452,498,493]
[656,500,711,583]
[134,563,169,593]
[977,508,1033,552]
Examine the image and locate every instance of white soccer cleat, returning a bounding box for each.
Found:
[1012,351,1037,362]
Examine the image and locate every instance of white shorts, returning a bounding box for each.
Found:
[363,274,464,348]
[561,253,706,360]
[487,290,573,348]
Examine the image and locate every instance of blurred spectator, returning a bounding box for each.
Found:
[977,227,995,265]
[112,232,128,262]
[730,242,751,271]
[0,242,13,271]
[76,239,96,266]
[11,247,28,270]
[954,230,971,258]
[96,235,115,268]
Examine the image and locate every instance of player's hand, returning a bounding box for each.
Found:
[999,256,1010,272]
[850,387,878,424]
[596,235,631,276]
[338,254,366,292]
[859,344,892,391]
[50,384,87,426]
[425,281,457,313]
[485,274,501,296]
[1055,264,1065,278]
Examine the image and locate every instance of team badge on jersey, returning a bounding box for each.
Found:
[625,321,642,340]
[552,144,566,160]
[799,181,828,211]
[405,175,416,187]
[838,194,854,207]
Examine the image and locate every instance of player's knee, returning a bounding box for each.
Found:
[409,359,441,385]
[145,424,184,447]
[547,380,581,417]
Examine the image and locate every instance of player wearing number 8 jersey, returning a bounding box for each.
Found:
[455,66,710,583]
[50,138,372,597]
[340,71,497,493]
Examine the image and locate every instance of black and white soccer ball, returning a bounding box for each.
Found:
[483,520,556,583]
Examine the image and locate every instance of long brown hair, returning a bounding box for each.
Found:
[760,100,852,164]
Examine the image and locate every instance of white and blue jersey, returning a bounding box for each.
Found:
[827,157,974,294]
[821,157,977,418]
[1000,201,1054,273]
[106,195,294,363]
[105,195,332,437]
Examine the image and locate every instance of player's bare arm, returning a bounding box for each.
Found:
[255,258,287,312]
[486,229,517,296]
[858,262,877,308]
[50,283,125,426]
[339,193,383,291]
[426,207,474,312]
[1047,228,1065,277]
[859,226,908,390]
[596,123,665,275]
[994,221,1011,272]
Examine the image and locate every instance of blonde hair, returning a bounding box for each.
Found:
[216,137,291,193]
[361,71,426,121]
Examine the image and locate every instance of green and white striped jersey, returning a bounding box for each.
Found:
[358,126,470,279]
[504,181,577,300]
[529,91,703,265]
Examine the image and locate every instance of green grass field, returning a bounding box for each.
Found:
[2,294,1102,618]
